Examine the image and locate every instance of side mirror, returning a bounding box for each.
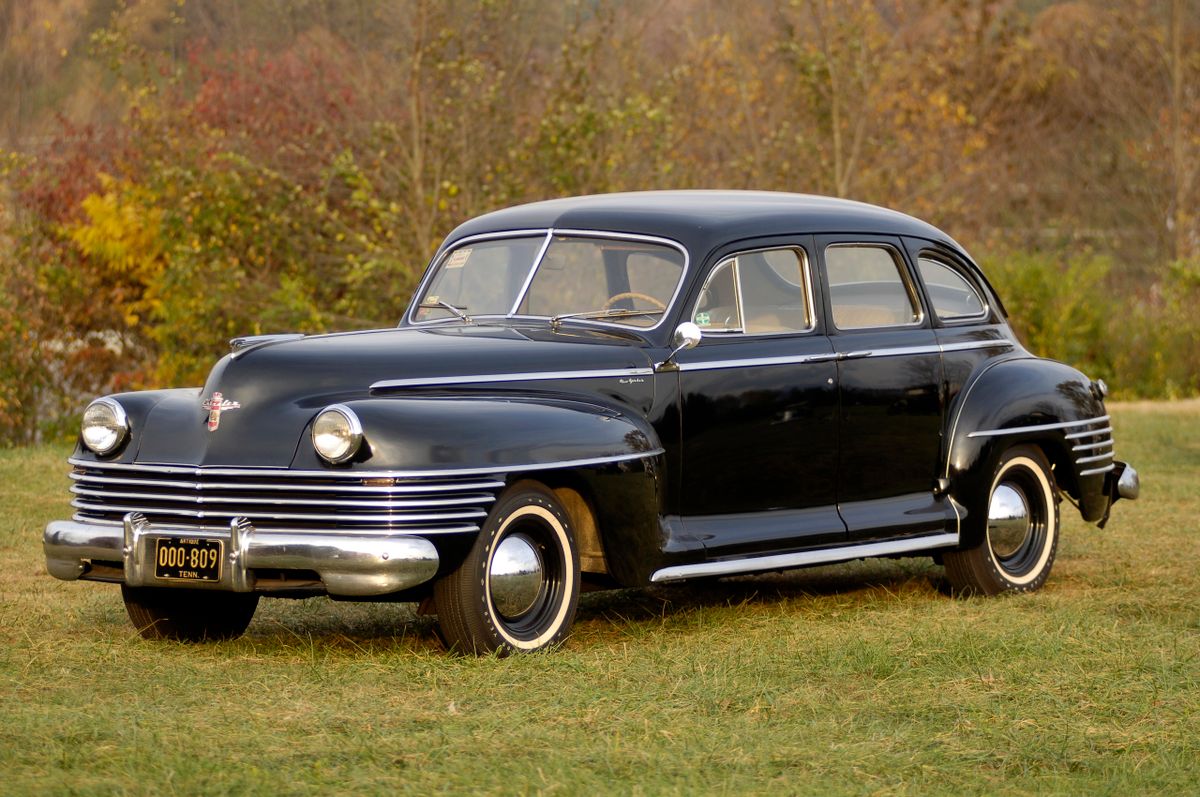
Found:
[656,322,702,371]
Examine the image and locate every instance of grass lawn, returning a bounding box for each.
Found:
[2,403,1197,795]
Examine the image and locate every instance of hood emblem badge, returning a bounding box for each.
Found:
[201,391,241,432]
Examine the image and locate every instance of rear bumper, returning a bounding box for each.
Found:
[44,513,440,597]
[1112,460,1140,501]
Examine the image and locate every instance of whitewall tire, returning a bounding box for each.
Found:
[945,445,1060,595]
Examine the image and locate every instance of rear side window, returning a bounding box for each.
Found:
[692,248,813,335]
[917,257,987,321]
[825,245,921,329]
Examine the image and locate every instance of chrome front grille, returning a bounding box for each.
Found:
[69,458,501,534]
[1065,418,1115,476]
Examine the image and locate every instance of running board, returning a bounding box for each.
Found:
[649,532,960,583]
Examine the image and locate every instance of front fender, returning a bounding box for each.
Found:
[71,388,203,464]
[946,357,1110,542]
[290,395,663,473]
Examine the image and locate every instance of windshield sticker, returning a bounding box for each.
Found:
[695,311,711,326]
[445,249,472,269]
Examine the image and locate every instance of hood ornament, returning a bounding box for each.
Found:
[201,391,241,432]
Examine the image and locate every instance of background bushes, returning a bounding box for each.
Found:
[0,0,1197,444]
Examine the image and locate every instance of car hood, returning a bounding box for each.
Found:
[132,324,656,467]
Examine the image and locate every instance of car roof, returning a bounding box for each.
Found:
[443,190,965,258]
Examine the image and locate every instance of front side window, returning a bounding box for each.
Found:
[917,256,987,321]
[825,244,922,329]
[414,233,686,327]
[692,248,813,335]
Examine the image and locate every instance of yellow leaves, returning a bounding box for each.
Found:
[70,175,165,291]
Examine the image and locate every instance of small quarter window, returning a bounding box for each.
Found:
[692,248,813,335]
[693,260,742,332]
[917,257,987,321]
[825,245,921,329]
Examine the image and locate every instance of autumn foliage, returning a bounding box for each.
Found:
[1,0,1198,444]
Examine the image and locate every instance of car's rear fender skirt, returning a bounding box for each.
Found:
[944,357,1113,542]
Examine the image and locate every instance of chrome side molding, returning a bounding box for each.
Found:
[649,531,959,583]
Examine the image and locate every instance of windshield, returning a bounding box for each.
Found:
[412,233,686,328]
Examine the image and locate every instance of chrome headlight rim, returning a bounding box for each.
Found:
[311,404,364,465]
[81,397,130,456]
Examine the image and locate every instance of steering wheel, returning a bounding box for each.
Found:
[602,291,667,311]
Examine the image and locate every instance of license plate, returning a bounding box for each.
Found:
[153,537,223,582]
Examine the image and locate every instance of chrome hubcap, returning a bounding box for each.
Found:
[988,482,1031,558]
[490,534,544,619]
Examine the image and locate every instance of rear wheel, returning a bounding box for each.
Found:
[122,585,259,642]
[944,445,1060,595]
[435,481,580,654]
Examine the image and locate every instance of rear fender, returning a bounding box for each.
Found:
[945,357,1110,544]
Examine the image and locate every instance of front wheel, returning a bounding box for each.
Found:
[122,585,260,641]
[944,445,1060,595]
[434,481,580,654]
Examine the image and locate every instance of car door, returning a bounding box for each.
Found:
[674,238,846,557]
[816,234,955,541]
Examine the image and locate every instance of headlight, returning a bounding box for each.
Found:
[81,398,129,455]
[312,404,364,464]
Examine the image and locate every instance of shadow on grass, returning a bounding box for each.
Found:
[581,555,949,623]
[232,555,948,653]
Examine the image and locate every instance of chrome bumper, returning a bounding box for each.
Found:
[44,513,440,597]
[1113,461,1140,501]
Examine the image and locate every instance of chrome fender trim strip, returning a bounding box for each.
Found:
[68,451,664,480]
[967,415,1110,439]
[649,532,960,583]
[370,366,654,391]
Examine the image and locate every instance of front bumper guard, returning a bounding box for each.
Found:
[44,513,440,597]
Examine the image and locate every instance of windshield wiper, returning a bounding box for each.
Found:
[418,299,471,323]
[549,308,663,330]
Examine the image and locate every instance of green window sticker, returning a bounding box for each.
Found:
[695,311,711,326]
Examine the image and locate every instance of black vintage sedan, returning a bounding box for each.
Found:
[45,191,1139,653]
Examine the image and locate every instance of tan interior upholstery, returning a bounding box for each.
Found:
[833,304,905,329]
